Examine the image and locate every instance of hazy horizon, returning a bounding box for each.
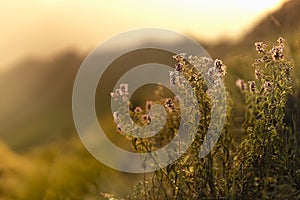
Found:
[0,0,287,72]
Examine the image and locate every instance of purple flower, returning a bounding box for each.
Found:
[164,98,175,113]
[236,79,247,91]
[116,125,122,132]
[255,42,267,54]
[169,70,179,86]
[172,53,186,61]
[113,112,119,121]
[175,62,185,71]
[110,92,118,101]
[145,101,153,112]
[277,37,285,44]
[255,68,264,80]
[115,89,122,96]
[214,59,226,76]
[141,114,150,123]
[270,46,284,61]
[134,106,143,113]
[120,84,128,95]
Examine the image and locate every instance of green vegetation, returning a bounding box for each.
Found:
[0,137,140,200]
[118,38,299,199]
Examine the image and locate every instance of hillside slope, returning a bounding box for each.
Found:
[0,51,83,149]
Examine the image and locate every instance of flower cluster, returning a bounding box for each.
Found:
[254,37,285,61]
[173,53,187,72]
[134,106,142,113]
[113,111,122,132]
[164,98,175,113]
[255,42,267,54]
[170,53,227,91]
[238,37,292,94]
[145,101,153,112]
[170,53,189,87]
[214,59,227,76]
[233,37,296,199]
[110,83,129,102]
[169,70,180,87]
[141,113,151,123]
[254,68,264,80]
[125,38,297,200]
[271,37,285,61]
[271,45,284,61]
[127,53,230,199]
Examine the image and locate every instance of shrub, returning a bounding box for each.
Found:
[233,37,299,199]
[111,38,299,199]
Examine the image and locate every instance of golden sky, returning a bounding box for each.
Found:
[0,0,285,71]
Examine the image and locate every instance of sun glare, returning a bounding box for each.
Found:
[233,0,283,12]
[0,0,285,71]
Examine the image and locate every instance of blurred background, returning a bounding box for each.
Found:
[0,0,299,199]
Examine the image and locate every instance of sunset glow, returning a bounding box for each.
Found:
[0,0,284,71]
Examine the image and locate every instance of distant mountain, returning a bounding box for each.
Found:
[208,0,300,58]
[244,0,300,44]
[0,48,178,150]
[0,51,83,149]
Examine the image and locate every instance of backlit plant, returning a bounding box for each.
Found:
[233,37,299,199]
[109,38,299,199]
